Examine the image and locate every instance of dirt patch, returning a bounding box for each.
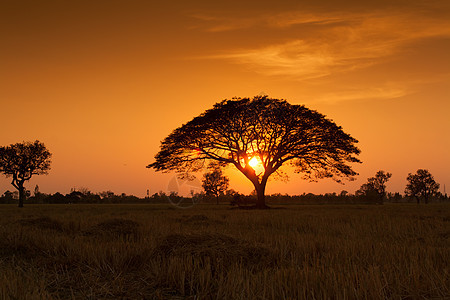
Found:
[84,218,140,238]
[153,233,277,269]
[17,217,64,232]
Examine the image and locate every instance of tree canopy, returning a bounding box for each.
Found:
[356,170,392,204]
[148,96,361,208]
[202,164,230,204]
[405,169,440,204]
[0,140,52,207]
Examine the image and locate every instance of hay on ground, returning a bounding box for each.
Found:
[153,233,277,269]
[176,214,224,226]
[84,218,140,238]
[18,217,64,232]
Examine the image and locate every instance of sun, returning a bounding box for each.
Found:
[248,157,259,168]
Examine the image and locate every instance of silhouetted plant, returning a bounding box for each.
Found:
[0,190,16,204]
[356,171,392,204]
[148,96,360,208]
[405,169,440,204]
[202,163,230,204]
[0,140,52,207]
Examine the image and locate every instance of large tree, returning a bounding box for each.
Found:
[405,169,440,204]
[0,140,52,207]
[148,96,360,208]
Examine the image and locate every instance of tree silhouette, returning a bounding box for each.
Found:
[0,140,52,207]
[202,164,230,205]
[405,169,440,204]
[148,96,360,208]
[356,170,392,204]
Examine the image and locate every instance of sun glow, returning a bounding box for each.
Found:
[248,157,260,168]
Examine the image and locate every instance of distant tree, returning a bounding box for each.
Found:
[3,190,14,199]
[405,169,440,204]
[0,141,52,207]
[226,189,239,197]
[148,96,360,208]
[339,190,349,197]
[202,164,230,205]
[99,190,115,199]
[46,192,66,204]
[34,184,40,197]
[31,184,43,203]
[72,187,91,196]
[66,190,84,203]
[0,190,15,204]
[356,171,392,204]
[387,192,403,203]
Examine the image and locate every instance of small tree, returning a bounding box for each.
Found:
[202,164,230,204]
[0,190,15,204]
[405,169,439,204]
[0,140,52,207]
[33,184,44,203]
[34,184,40,197]
[356,171,392,204]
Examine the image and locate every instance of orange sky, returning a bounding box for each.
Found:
[1,0,449,197]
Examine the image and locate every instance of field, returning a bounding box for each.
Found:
[0,204,449,299]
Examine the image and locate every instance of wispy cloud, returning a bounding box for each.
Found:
[198,11,450,80]
[188,13,258,32]
[309,74,450,103]
[189,12,346,32]
[266,12,352,28]
[211,40,335,79]
[312,85,410,104]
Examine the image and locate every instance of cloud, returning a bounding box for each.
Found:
[200,11,450,80]
[312,85,410,104]
[188,13,258,32]
[266,12,351,28]
[302,74,450,104]
[211,40,335,79]
[190,12,347,32]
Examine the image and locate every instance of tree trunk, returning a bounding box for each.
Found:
[255,182,269,209]
[216,195,219,205]
[18,184,25,208]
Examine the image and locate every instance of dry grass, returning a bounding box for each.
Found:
[17,216,65,232]
[83,218,140,239]
[0,203,449,299]
[153,233,277,270]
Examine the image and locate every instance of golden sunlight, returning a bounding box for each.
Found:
[248,157,260,169]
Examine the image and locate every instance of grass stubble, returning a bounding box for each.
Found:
[0,204,449,299]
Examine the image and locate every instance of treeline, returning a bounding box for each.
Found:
[0,187,448,205]
[0,188,145,204]
[263,191,448,205]
[198,190,449,205]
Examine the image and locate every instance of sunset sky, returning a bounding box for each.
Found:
[1,0,449,197]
